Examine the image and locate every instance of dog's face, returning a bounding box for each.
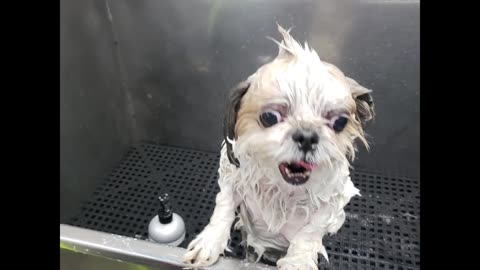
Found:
[224,26,374,187]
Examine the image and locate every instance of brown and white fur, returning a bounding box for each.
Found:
[183,25,374,270]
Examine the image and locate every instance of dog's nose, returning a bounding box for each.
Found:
[292,130,319,153]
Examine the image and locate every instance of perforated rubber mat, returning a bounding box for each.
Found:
[67,142,420,269]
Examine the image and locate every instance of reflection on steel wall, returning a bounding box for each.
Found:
[61,0,419,215]
[60,0,134,221]
[106,0,419,177]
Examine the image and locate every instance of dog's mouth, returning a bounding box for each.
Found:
[278,161,315,185]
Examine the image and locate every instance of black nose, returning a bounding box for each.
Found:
[292,130,319,153]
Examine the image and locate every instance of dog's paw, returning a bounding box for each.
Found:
[183,229,227,268]
[277,255,318,270]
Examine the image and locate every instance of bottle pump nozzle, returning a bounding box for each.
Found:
[157,194,173,224]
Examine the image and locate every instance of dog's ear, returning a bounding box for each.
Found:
[346,77,375,125]
[322,61,375,125]
[223,80,250,167]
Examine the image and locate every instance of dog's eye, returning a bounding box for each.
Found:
[260,110,282,127]
[332,116,348,132]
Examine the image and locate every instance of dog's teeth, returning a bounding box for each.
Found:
[282,164,312,180]
[285,167,293,177]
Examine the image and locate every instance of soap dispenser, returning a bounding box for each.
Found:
[148,194,186,246]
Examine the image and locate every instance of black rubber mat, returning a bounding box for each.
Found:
[67,142,420,270]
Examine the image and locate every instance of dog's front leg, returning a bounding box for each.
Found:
[276,206,346,270]
[183,177,239,267]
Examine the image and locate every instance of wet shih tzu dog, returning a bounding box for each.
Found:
[183,25,374,270]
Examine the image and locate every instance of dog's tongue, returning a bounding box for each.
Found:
[295,161,315,171]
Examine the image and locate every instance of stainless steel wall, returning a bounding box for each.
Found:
[61,0,419,219]
[60,0,134,221]
[110,0,419,176]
